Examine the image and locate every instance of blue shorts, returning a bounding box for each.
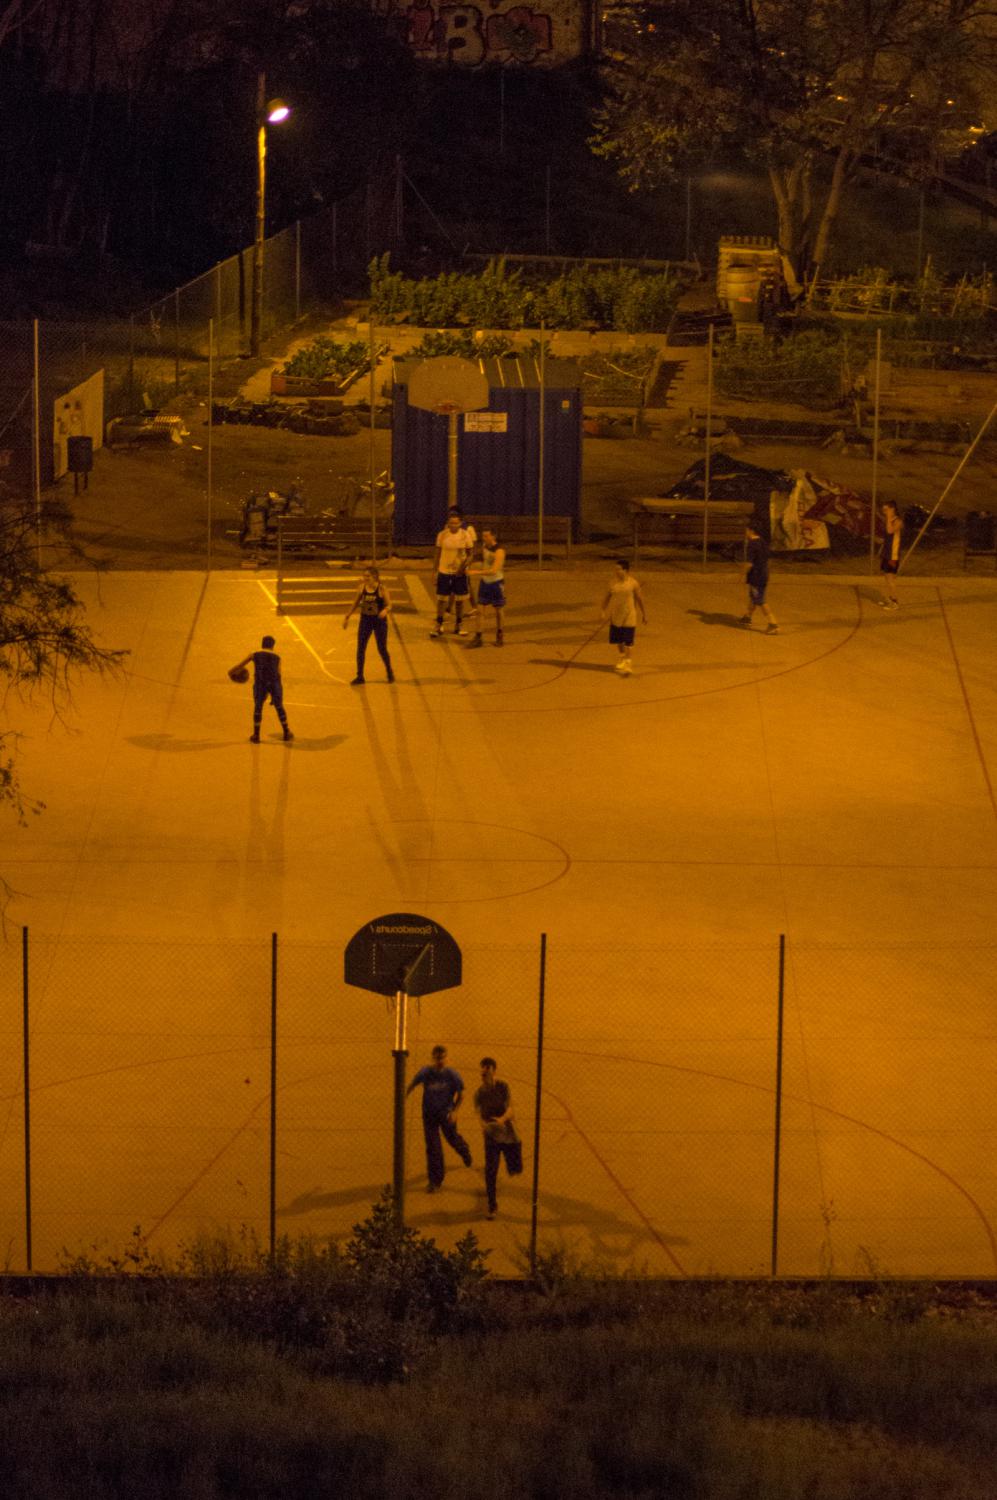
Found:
[478,580,506,607]
[437,572,469,598]
[749,583,767,606]
[609,625,635,646]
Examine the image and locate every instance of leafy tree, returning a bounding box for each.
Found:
[592,0,997,276]
[1,489,126,835]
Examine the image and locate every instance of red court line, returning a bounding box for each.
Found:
[936,588,997,825]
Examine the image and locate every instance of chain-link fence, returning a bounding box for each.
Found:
[0,172,402,499]
[3,931,996,1278]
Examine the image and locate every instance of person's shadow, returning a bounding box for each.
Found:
[687,608,747,630]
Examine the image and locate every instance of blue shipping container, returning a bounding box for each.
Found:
[392,355,582,546]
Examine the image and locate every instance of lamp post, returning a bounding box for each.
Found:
[250,73,291,359]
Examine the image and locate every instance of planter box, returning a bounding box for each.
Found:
[271,372,351,397]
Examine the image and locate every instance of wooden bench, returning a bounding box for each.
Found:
[276,515,394,612]
[631,502,752,562]
[465,514,572,559]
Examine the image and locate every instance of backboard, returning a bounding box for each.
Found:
[407,357,489,415]
[344,913,462,997]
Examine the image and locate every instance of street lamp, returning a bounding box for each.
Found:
[250,74,291,358]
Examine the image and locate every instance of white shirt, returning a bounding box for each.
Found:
[436,527,474,574]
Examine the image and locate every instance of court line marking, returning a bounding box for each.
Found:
[253,577,347,684]
[936,586,997,825]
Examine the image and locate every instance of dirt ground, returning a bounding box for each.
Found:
[52,306,997,576]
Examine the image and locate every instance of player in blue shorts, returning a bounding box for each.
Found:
[468,527,506,647]
[740,524,778,634]
[430,511,474,638]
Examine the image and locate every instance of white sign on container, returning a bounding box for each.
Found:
[464,411,508,433]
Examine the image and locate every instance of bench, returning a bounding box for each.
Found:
[465,514,572,559]
[276,515,394,612]
[631,502,752,562]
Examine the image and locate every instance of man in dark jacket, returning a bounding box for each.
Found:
[741,524,779,634]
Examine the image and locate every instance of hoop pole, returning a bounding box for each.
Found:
[22,925,32,1271]
[702,320,714,569]
[447,410,459,511]
[392,990,410,1225]
[269,931,278,1262]
[538,321,546,573]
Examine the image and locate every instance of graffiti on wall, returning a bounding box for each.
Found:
[374,0,586,66]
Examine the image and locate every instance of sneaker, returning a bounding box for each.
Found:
[454,626,468,637]
[427,1183,439,1195]
[617,659,633,675]
[430,624,443,638]
[249,733,260,743]
[740,615,752,627]
[351,676,365,685]
[486,1208,497,1221]
[765,624,779,635]
[495,633,504,646]
[283,729,294,741]
[885,600,899,611]
[467,635,484,648]
[387,671,395,683]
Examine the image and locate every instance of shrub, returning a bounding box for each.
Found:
[283,337,368,381]
[716,329,843,407]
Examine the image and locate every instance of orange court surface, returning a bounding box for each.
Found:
[2,562,997,1278]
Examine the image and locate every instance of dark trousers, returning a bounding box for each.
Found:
[423,1113,471,1186]
[357,615,392,679]
[484,1136,523,1210]
[253,681,287,730]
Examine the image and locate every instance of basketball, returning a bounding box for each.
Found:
[228,665,249,683]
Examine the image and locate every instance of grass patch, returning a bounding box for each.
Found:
[3,1209,997,1498]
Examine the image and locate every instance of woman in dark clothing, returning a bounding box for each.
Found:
[343,566,395,684]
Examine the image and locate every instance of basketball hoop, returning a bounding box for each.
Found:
[435,401,460,416]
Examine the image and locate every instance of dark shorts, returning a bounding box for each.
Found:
[437,572,469,598]
[749,583,767,606]
[609,625,635,646]
[478,580,506,607]
[880,559,899,575]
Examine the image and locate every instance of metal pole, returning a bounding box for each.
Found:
[528,933,547,1279]
[544,166,552,255]
[538,320,546,572]
[22,926,32,1271]
[369,314,378,562]
[294,220,301,322]
[331,201,338,279]
[174,288,181,393]
[685,176,692,262]
[869,327,882,574]
[770,933,786,1277]
[32,319,41,565]
[447,410,459,512]
[916,187,925,279]
[499,68,506,157]
[902,395,997,569]
[392,989,410,1225]
[251,71,267,358]
[128,312,135,402]
[269,931,278,1261]
[214,265,222,354]
[702,320,714,568]
[207,318,214,571]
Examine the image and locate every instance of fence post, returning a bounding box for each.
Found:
[770,933,786,1277]
[207,318,214,571]
[214,264,222,355]
[128,313,135,404]
[22,926,32,1272]
[174,288,181,393]
[32,320,41,563]
[701,320,714,567]
[528,933,547,1279]
[332,202,338,280]
[269,932,278,1263]
[295,220,302,322]
[869,327,882,574]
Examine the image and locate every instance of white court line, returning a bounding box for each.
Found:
[406,572,434,613]
[253,577,349,684]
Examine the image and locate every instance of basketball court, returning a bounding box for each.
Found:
[2,562,997,1278]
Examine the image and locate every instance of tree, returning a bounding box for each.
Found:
[592,0,997,277]
[1,489,126,834]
